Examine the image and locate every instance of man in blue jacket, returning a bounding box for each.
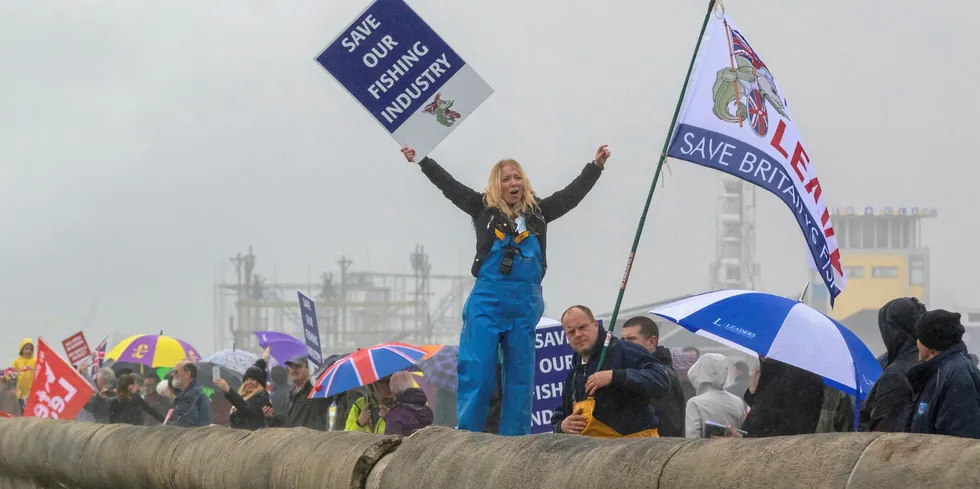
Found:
[166,360,211,428]
[551,305,671,437]
[906,309,980,438]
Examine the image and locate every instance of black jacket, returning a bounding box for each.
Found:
[742,358,824,437]
[650,346,686,437]
[108,394,165,425]
[552,327,671,436]
[84,394,112,423]
[268,381,332,431]
[906,342,980,438]
[418,157,603,278]
[226,389,271,431]
[166,380,211,427]
[858,297,926,432]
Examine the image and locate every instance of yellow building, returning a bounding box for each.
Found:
[806,207,936,354]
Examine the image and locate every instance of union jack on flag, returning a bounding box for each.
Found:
[747,89,769,137]
[730,28,766,72]
[89,337,107,379]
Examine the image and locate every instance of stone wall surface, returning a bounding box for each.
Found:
[1,418,978,489]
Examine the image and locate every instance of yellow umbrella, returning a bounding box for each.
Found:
[106,334,201,369]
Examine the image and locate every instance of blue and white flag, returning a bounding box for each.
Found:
[316,0,493,160]
[297,291,323,370]
[667,14,845,305]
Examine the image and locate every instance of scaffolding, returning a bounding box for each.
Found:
[708,176,761,290]
[213,245,474,355]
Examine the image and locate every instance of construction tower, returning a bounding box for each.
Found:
[709,176,761,290]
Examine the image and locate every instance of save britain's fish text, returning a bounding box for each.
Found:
[672,123,842,285]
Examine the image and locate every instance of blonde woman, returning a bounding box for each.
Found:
[400,145,610,435]
[214,359,271,431]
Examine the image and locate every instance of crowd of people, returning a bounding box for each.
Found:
[3,147,979,441]
[2,295,979,440]
[550,301,980,439]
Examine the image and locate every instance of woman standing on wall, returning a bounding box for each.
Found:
[401,144,610,435]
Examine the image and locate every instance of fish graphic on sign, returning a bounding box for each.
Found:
[710,22,789,137]
[420,93,461,127]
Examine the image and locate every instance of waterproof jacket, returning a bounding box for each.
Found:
[345,395,386,433]
[906,342,980,438]
[384,388,434,436]
[268,381,331,431]
[551,326,671,436]
[858,297,926,432]
[742,358,824,437]
[11,338,36,400]
[166,380,211,427]
[685,354,748,438]
[109,394,165,425]
[226,389,271,431]
[650,346,686,437]
[418,157,602,279]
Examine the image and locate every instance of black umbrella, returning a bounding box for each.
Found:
[197,362,243,393]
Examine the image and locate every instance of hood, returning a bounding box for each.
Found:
[18,338,34,357]
[652,345,674,368]
[395,388,428,408]
[687,353,728,394]
[878,298,926,365]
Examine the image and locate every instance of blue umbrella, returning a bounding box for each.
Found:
[649,290,882,401]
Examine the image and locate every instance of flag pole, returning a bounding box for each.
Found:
[605,0,718,336]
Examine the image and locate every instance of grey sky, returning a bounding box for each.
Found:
[2,0,978,355]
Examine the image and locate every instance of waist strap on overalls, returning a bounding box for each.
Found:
[571,334,659,439]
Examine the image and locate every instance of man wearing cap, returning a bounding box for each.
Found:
[906,309,980,438]
[262,356,332,431]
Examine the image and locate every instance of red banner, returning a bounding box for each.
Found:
[24,339,94,420]
[61,331,92,366]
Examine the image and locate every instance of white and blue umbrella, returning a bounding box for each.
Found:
[650,290,881,400]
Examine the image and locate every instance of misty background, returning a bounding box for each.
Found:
[2,0,978,353]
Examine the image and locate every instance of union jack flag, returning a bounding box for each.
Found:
[730,28,767,72]
[420,94,461,119]
[89,337,107,379]
[747,89,769,137]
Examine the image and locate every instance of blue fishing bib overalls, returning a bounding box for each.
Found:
[456,228,545,436]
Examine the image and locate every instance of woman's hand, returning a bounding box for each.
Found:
[401,147,416,163]
[214,379,230,393]
[594,144,610,168]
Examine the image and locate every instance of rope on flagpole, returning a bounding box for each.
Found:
[600,0,717,363]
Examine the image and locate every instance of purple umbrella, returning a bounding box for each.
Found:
[255,331,306,365]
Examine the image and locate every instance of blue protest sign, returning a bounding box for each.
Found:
[531,319,574,434]
[297,291,323,369]
[315,0,493,160]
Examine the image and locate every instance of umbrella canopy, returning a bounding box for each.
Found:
[203,350,260,374]
[255,331,306,365]
[310,342,427,399]
[106,361,170,381]
[649,290,882,399]
[107,335,201,369]
[197,362,243,393]
[418,346,458,393]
